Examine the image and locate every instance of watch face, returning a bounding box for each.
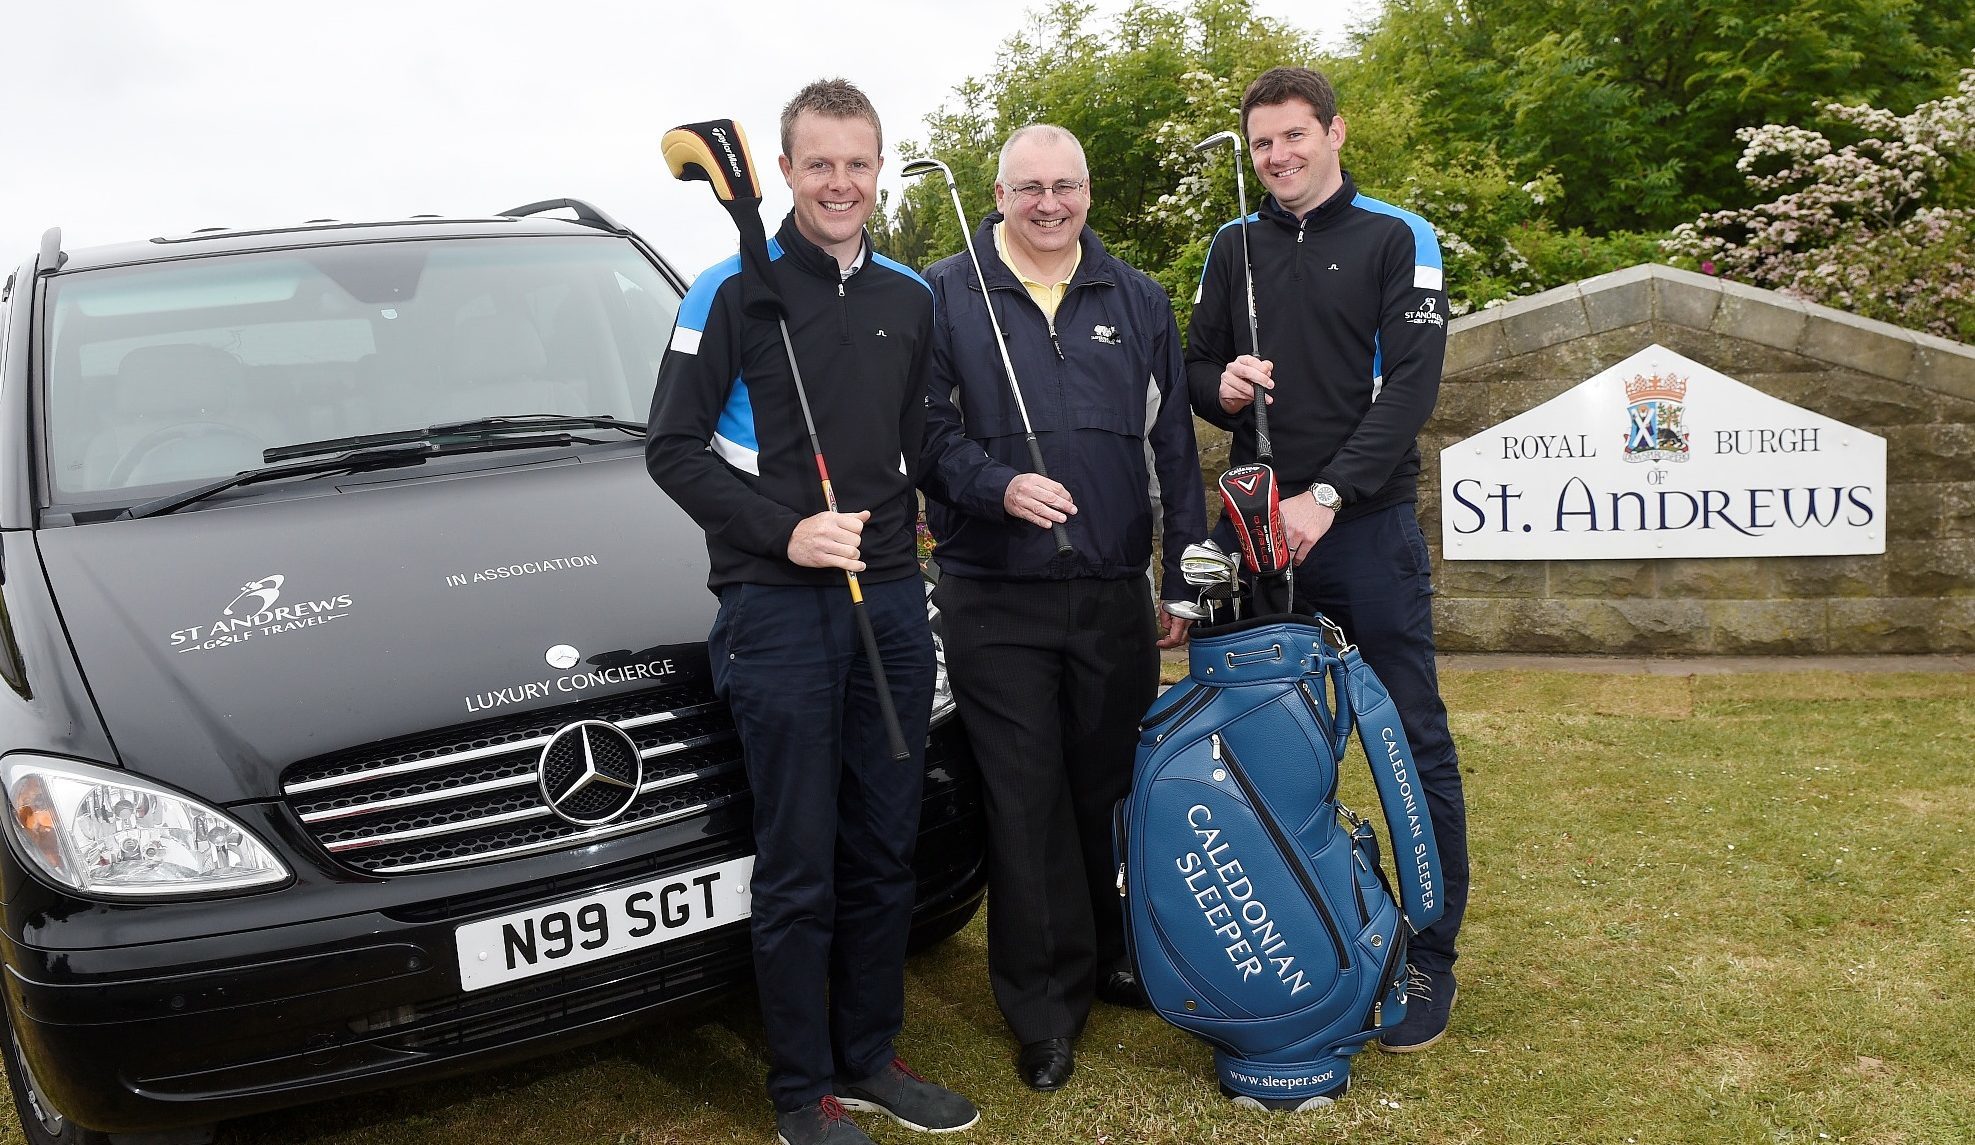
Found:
[1313,484,1341,509]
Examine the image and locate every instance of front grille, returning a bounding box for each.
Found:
[282,681,744,875]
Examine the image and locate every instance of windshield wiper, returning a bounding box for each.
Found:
[120,434,576,520]
[264,415,645,464]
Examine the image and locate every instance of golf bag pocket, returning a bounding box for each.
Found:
[1117,616,1441,1108]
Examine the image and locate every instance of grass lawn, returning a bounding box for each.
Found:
[8,669,1970,1145]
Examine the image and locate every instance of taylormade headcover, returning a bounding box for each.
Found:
[662,118,783,321]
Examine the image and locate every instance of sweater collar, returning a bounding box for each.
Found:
[966,212,1115,292]
[774,212,869,280]
[1258,170,1358,231]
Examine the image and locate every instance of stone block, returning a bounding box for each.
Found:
[1440,560,1547,598]
[1937,598,1975,652]
[1487,378,1579,422]
[1424,379,1491,437]
[1701,600,1830,655]
[1653,270,1723,330]
[1882,424,1975,484]
[1497,289,1592,357]
[1905,329,1975,404]
[1444,313,1508,378]
[1648,324,1817,377]
[1580,268,1655,334]
[1769,555,1887,598]
[1799,308,1915,381]
[1655,557,1771,599]
[1885,483,1943,541]
[1435,596,1519,652]
[1547,560,1655,599]
[1885,538,1975,597]
[1786,370,1936,428]
[1943,482,1975,538]
[1826,598,1941,654]
[1712,280,1809,353]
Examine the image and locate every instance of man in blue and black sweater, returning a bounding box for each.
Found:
[1186,65,1471,1055]
[647,79,977,1145]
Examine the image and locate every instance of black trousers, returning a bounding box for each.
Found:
[709,577,935,1113]
[931,574,1158,1044]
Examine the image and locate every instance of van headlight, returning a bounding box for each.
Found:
[1,755,289,897]
[925,580,955,728]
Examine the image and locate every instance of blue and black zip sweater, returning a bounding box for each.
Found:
[920,215,1206,599]
[1185,171,1447,521]
[647,214,932,592]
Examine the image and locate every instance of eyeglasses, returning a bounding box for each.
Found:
[1007,179,1088,202]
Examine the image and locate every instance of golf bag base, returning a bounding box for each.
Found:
[1116,615,1444,1109]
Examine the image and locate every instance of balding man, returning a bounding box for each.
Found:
[919,123,1207,1092]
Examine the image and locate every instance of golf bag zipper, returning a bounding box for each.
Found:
[1212,732,1348,967]
[1139,683,1210,733]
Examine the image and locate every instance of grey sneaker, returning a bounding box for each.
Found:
[776,1096,876,1145]
[836,1057,980,1133]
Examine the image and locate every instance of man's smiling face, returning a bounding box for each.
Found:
[779,110,882,263]
[1245,98,1346,217]
[993,132,1090,267]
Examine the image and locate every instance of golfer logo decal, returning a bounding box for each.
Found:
[1622,371,1691,464]
[168,573,355,654]
[538,720,644,826]
[1091,324,1121,345]
[224,575,284,616]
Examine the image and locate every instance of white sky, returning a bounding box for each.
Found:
[1,0,1372,281]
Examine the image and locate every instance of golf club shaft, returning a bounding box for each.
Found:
[921,165,1075,558]
[1228,144,1272,462]
[774,321,911,763]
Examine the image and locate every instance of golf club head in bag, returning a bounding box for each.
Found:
[1219,463,1293,615]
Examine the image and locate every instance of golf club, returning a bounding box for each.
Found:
[1164,599,1213,622]
[1192,129,1271,462]
[663,118,909,762]
[900,156,1076,559]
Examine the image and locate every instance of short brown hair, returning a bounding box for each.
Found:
[780,78,883,158]
[1241,67,1339,140]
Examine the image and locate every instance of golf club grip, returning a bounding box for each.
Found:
[1022,434,1075,557]
[1252,380,1274,462]
[848,589,911,761]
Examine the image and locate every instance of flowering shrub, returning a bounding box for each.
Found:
[1665,66,1975,341]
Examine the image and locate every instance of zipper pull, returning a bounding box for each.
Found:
[838,282,845,297]
[1209,733,1223,762]
[1297,219,1307,244]
[1048,324,1065,360]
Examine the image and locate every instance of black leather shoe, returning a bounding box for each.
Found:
[1095,967,1151,1010]
[1018,1037,1074,1092]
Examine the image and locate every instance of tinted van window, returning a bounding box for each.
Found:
[41,236,678,499]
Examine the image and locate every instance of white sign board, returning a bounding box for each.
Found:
[1439,344,1886,560]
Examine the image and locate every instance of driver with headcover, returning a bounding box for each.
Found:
[648,81,978,1145]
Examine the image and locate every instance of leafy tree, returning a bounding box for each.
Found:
[1664,65,1975,340]
[1335,0,1975,233]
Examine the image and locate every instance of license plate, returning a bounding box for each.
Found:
[456,855,754,991]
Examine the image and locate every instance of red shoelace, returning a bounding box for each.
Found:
[818,1094,847,1121]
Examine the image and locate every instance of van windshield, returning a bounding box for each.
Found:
[39,235,680,501]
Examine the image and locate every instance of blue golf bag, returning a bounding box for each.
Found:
[1114,614,1445,1108]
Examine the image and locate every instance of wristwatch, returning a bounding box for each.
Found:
[1309,483,1343,510]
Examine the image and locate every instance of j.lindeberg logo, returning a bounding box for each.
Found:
[538,720,644,826]
[168,572,356,654]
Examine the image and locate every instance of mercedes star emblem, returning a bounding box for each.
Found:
[537,720,644,826]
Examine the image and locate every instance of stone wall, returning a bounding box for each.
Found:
[1420,264,1975,655]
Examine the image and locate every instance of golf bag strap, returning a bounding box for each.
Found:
[1341,646,1446,934]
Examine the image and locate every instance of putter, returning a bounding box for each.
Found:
[663,118,910,762]
[900,156,1075,559]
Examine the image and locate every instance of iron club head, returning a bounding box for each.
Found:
[1193,129,1243,154]
[1164,599,1213,622]
[900,158,950,181]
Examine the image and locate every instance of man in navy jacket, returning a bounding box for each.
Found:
[1187,65,1470,1056]
[648,79,977,1145]
[921,124,1207,1093]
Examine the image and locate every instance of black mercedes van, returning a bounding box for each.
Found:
[0,203,984,1143]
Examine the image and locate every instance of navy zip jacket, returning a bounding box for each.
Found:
[647,214,932,592]
[1186,171,1447,520]
[920,215,1206,599]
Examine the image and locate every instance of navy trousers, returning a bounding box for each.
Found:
[708,575,935,1112]
[1219,502,1471,974]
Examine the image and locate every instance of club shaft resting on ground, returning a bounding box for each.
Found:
[901,157,1076,558]
[665,118,909,761]
[1193,130,1272,461]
